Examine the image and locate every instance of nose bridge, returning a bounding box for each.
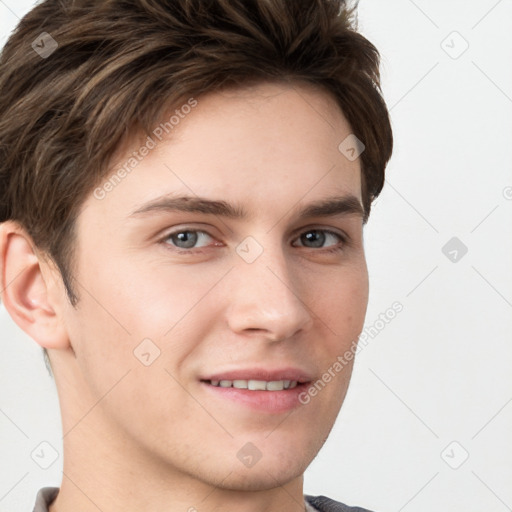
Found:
[226,236,313,340]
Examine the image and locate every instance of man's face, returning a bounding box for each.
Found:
[54,82,369,490]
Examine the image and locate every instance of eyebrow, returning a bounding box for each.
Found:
[129,193,366,222]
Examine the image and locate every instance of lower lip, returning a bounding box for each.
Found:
[200,381,310,413]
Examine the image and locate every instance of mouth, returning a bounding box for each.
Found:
[203,379,301,390]
[199,369,313,413]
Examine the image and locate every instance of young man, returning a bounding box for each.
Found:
[0,0,392,511]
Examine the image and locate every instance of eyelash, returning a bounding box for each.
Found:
[159,228,348,254]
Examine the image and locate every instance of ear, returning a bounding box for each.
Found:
[0,221,70,349]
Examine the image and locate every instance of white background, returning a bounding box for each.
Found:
[1,1,511,511]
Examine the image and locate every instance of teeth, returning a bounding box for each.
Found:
[248,380,267,390]
[208,379,298,390]
[266,380,284,391]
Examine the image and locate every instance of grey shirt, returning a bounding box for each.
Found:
[32,486,376,512]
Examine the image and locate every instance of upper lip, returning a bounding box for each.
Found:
[201,367,314,383]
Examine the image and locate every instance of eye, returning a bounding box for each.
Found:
[293,229,345,251]
[160,227,347,254]
[162,229,216,250]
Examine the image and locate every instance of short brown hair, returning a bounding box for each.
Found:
[0,0,392,310]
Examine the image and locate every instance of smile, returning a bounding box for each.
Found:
[207,379,299,390]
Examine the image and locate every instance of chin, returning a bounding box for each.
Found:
[216,461,307,492]
[213,436,318,491]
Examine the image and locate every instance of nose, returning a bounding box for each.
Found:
[225,244,314,342]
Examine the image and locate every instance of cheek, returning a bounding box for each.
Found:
[305,267,368,423]
[115,261,231,342]
[71,256,229,372]
[317,263,369,341]
[84,251,216,325]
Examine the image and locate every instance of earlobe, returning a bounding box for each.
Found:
[0,221,70,350]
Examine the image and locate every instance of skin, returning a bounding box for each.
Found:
[0,82,369,512]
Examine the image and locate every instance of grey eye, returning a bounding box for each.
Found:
[164,230,213,249]
[295,230,342,249]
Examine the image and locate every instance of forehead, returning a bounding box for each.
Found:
[80,82,362,225]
